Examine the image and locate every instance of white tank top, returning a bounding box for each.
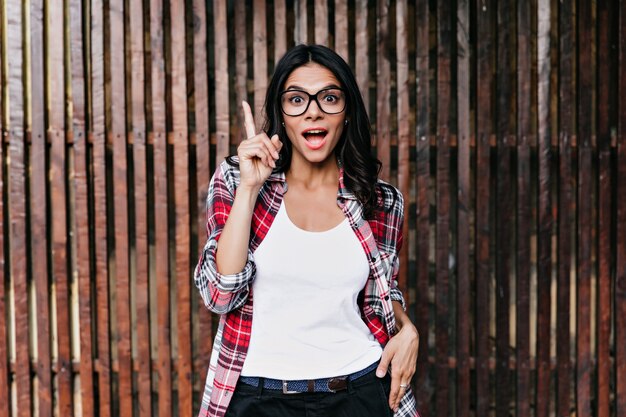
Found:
[240,201,383,379]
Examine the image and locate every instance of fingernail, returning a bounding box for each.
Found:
[376,370,384,378]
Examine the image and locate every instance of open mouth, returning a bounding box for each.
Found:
[302,128,328,150]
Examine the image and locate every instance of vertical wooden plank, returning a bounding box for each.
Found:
[516,0,532,414]
[151,0,172,412]
[595,1,613,416]
[475,1,494,415]
[376,0,390,180]
[69,0,94,413]
[495,0,515,413]
[129,0,151,414]
[576,0,593,415]
[436,0,452,415]
[253,0,267,131]
[536,0,553,415]
[6,0,32,414]
[214,0,230,164]
[0,120,8,417]
[294,0,308,45]
[90,0,111,412]
[414,0,430,413]
[108,0,132,413]
[334,0,348,61]
[29,0,51,414]
[557,0,575,414]
[396,0,409,299]
[314,0,328,46]
[234,0,247,143]
[274,0,287,62]
[456,0,471,415]
[0,15,10,416]
[192,0,213,408]
[170,0,192,414]
[355,0,369,113]
[616,1,626,415]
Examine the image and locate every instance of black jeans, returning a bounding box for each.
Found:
[225,369,393,417]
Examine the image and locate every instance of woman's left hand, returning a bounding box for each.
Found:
[376,321,419,413]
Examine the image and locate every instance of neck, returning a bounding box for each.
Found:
[286,153,340,188]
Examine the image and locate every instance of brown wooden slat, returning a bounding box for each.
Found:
[495,0,515,413]
[456,1,470,415]
[556,133,573,417]
[475,3,494,415]
[376,0,390,180]
[436,9,452,415]
[334,0,348,61]
[48,0,72,412]
[596,2,613,416]
[274,0,287,63]
[214,0,230,164]
[616,2,626,415]
[29,0,51,414]
[170,1,192,413]
[0,51,9,417]
[234,0,248,143]
[151,0,172,412]
[396,0,409,299]
[355,0,369,113]
[192,0,213,407]
[314,0,328,46]
[435,135,450,417]
[557,1,575,414]
[516,0,532,415]
[576,0,593,415]
[109,0,132,414]
[536,0,553,415]
[7,1,32,414]
[414,0,430,412]
[253,0,268,131]
[294,0,308,45]
[128,0,151,413]
[516,136,532,417]
[576,145,592,417]
[90,0,111,413]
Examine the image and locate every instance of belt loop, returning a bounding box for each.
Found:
[257,377,265,398]
[346,375,354,394]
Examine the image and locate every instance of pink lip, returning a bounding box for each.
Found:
[301,127,328,151]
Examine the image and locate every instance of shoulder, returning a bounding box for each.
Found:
[374,179,404,215]
[213,157,242,193]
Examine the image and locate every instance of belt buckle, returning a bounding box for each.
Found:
[282,381,300,394]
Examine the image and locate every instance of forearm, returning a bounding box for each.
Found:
[215,184,260,275]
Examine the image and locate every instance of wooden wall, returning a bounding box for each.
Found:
[0,0,624,416]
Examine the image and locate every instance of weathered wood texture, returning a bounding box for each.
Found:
[0,1,623,416]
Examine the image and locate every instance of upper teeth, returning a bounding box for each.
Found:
[306,130,325,134]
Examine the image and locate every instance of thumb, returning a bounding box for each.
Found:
[376,349,391,378]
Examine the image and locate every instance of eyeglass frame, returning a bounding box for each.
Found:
[279,87,347,117]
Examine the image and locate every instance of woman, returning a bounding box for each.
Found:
[195,44,419,417]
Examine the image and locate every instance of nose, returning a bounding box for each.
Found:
[304,98,323,119]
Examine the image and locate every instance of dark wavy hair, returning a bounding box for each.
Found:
[227,44,396,218]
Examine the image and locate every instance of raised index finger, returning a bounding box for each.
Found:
[241,101,257,139]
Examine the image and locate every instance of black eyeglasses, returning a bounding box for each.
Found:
[279,88,346,117]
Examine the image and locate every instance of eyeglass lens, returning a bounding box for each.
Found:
[281,89,345,116]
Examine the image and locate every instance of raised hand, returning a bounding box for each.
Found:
[237,101,283,189]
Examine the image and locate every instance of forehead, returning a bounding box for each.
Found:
[284,63,342,92]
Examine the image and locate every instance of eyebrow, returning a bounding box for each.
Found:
[284,84,341,91]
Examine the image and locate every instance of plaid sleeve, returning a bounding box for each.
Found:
[194,161,256,314]
[388,190,406,310]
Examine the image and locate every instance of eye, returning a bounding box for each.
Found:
[284,91,307,106]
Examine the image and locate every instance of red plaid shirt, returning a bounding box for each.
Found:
[195,158,418,417]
